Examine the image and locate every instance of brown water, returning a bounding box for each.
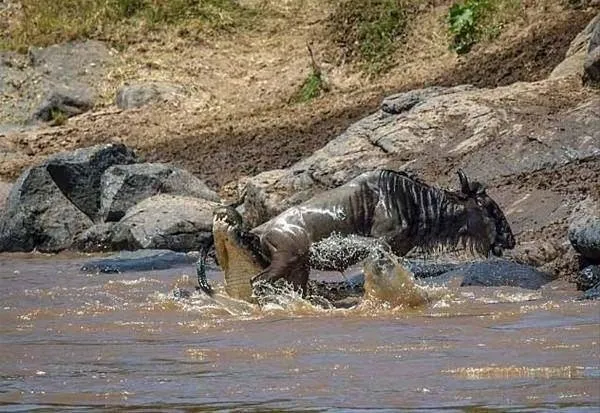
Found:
[1,253,599,412]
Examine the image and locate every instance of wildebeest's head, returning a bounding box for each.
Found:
[457,169,515,257]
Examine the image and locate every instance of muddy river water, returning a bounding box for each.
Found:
[1,253,598,412]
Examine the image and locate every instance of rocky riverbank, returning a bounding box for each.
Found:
[0,10,598,298]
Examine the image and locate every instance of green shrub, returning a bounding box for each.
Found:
[2,0,254,50]
[447,0,521,54]
[295,71,326,103]
[328,0,413,74]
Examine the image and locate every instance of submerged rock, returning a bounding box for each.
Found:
[423,260,554,290]
[81,249,198,273]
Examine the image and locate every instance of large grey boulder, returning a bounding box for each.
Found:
[568,197,600,262]
[0,166,93,252]
[115,194,218,252]
[44,143,137,221]
[99,163,220,222]
[0,143,137,252]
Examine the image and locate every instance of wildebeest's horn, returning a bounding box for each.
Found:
[457,169,470,194]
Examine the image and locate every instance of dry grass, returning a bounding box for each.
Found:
[0,0,258,52]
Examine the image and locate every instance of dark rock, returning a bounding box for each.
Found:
[0,165,93,252]
[0,143,137,252]
[116,194,218,252]
[583,282,600,300]
[584,46,600,86]
[115,82,183,109]
[575,265,600,291]
[568,198,600,262]
[584,17,600,85]
[81,249,198,273]
[422,260,554,290]
[31,87,95,122]
[45,143,138,221]
[99,163,220,222]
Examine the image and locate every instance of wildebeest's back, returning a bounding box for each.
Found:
[252,171,380,245]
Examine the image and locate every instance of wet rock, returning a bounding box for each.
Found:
[583,281,600,300]
[116,194,217,252]
[406,260,463,279]
[81,249,198,273]
[574,264,600,291]
[423,260,554,290]
[115,82,183,109]
[99,163,219,222]
[44,143,138,221]
[0,165,93,252]
[568,197,600,261]
[31,87,95,122]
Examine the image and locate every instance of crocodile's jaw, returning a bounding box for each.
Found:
[213,209,264,301]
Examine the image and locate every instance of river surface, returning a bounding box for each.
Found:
[1,253,599,412]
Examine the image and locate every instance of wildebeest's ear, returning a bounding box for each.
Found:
[471,181,486,195]
[457,169,470,194]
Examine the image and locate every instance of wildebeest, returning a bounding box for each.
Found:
[208,169,515,298]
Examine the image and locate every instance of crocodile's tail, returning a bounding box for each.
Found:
[196,247,213,296]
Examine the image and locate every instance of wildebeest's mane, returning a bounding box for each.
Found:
[376,169,490,256]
